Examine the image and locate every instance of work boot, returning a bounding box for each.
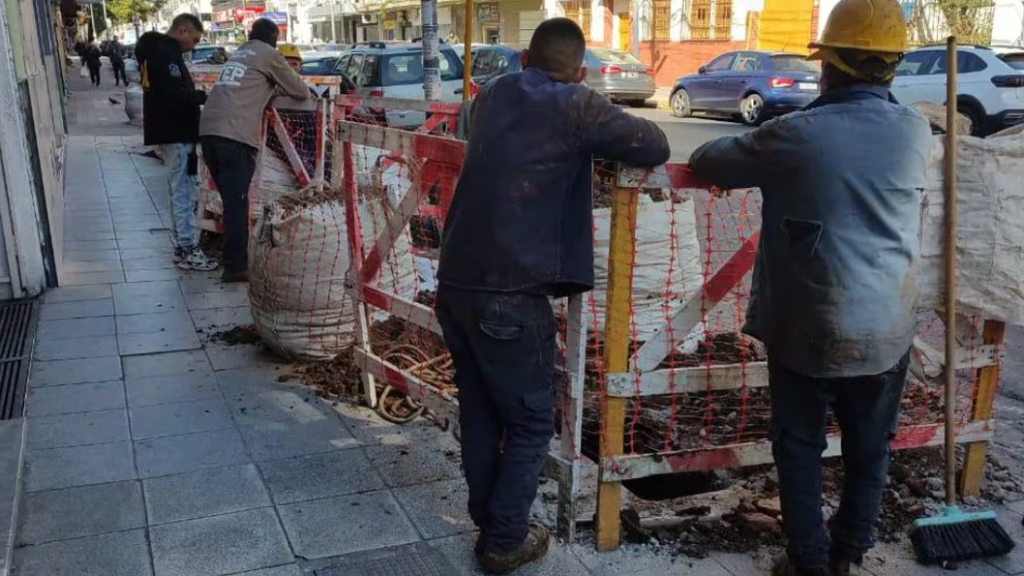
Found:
[771,554,829,576]
[478,524,550,575]
[221,269,249,283]
[829,558,862,576]
[175,246,219,271]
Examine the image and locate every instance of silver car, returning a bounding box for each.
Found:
[584,48,656,107]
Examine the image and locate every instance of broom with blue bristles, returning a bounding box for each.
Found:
[908,36,1015,566]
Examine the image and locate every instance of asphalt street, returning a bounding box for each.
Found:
[627,107,752,162]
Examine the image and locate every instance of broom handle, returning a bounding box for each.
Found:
[944,35,959,509]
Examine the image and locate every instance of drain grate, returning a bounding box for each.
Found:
[313,543,458,576]
[0,300,38,420]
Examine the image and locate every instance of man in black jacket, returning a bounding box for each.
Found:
[109,36,127,86]
[136,14,218,271]
[435,18,669,574]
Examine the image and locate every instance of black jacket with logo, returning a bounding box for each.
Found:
[136,32,207,145]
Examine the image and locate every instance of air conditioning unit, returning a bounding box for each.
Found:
[361,13,377,24]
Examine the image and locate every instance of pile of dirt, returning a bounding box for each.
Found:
[210,324,262,346]
[662,332,766,368]
[290,347,363,400]
[624,448,1024,559]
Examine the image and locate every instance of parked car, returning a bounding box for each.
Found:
[300,56,340,76]
[999,51,1024,70]
[331,41,473,127]
[470,45,522,87]
[892,44,1024,135]
[187,45,230,65]
[584,48,656,107]
[670,51,820,126]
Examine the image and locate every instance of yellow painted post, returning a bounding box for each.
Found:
[595,185,638,552]
[960,319,1006,496]
[462,0,474,102]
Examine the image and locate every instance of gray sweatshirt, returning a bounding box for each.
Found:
[199,40,309,148]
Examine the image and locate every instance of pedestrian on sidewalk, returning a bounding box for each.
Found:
[136,14,219,271]
[687,0,932,574]
[109,36,127,86]
[434,17,669,575]
[84,43,102,86]
[199,18,310,283]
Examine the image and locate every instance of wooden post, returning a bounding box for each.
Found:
[959,319,1006,497]
[595,185,638,551]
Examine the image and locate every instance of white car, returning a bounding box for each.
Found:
[891,44,1024,136]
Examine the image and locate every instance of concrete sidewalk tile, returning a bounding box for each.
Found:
[861,542,1007,576]
[143,463,271,525]
[185,290,250,311]
[42,285,112,303]
[435,534,592,576]
[236,418,358,462]
[364,441,463,489]
[216,368,305,398]
[27,408,130,449]
[706,552,773,576]
[125,372,220,407]
[574,544,732,576]
[277,490,419,559]
[118,248,170,261]
[150,507,292,576]
[134,428,250,478]
[63,271,127,286]
[118,329,202,356]
[26,380,126,416]
[190,306,252,331]
[116,234,172,249]
[65,231,118,241]
[12,528,152,576]
[258,449,384,504]
[179,277,247,294]
[112,291,186,316]
[234,565,301,576]
[23,441,136,492]
[129,397,234,439]
[982,507,1024,575]
[64,249,121,262]
[334,404,446,447]
[121,256,177,272]
[393,478,474,539]
[63,260,124,274]
[30,356,122,387]
[17,480,145,545]
[58,239,119,252]
[115,310,195,335]
[34,335,119,361]
[37,316,116,341]
[112,280,185,310]
[205,343,285,372]
[122,349,212,379]
[125,268,183,283]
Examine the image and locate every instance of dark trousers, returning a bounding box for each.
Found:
[769,351,910,569]
[435,286,556,553]
[88,66,100,85]
[112,61,126,85]
[201,136,258,274]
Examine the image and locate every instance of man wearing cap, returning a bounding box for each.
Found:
[687,0,932,574]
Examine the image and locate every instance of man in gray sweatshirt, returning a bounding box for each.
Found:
[199,18,309,282]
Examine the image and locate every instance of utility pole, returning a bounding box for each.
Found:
[329,0,337,42]
[101,0,109,38]
[631,0,639,57]
[421,0,439,100]
[132,0,140,41]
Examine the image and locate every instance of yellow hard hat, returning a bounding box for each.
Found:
[279,44,302,60]
[808,0,909,56]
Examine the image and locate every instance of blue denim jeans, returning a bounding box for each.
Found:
[434,286,556,554]
[162,143,198,250]
[769,351,910,569]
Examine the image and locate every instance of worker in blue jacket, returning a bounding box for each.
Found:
[435,17,670,574]
[688,0,932,574]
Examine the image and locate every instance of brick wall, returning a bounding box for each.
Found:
[639,39,746,86]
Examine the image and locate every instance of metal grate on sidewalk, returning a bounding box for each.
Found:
[0,300,38,420]
[313,542,459,576]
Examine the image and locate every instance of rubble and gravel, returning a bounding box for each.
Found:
[209,324,262,346]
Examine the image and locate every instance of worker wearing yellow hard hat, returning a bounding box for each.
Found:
[279,43,302,72]
[687,1,933,575]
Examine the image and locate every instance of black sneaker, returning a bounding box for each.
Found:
[479,525,550,575]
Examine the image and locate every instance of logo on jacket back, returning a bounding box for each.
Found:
[216,62,248,87]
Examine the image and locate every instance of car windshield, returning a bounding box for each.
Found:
[301,58,336,75]
[381,50,464,85]
[770,55,819,73]
[590,48,643,65]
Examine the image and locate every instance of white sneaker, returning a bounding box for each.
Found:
[175,247,219,271]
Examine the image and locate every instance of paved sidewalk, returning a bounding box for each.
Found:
[12,77,1024,576]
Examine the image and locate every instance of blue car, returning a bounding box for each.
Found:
[670,51,821,126]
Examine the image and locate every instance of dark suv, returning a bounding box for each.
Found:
[470,45,523,87]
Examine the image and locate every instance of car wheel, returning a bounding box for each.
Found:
[671,89,691,118]
[956,102,984,136]
[740,93,766,126]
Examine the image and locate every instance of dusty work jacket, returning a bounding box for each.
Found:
[689,85,932,378]
[437,68,670,297]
